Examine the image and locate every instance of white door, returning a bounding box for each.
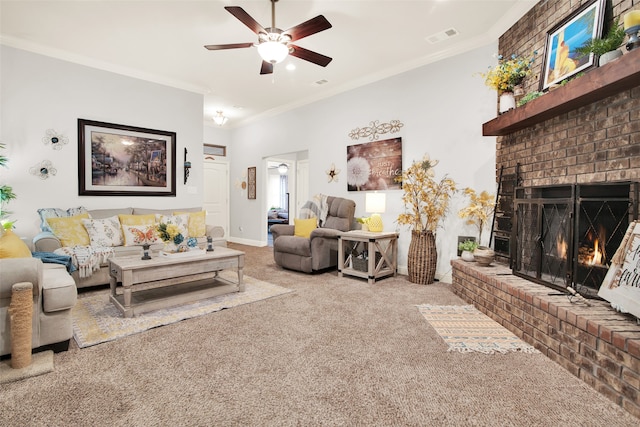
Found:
[296,160,310,217]
[203,160,229,238]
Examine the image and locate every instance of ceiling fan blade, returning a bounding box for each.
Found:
[289,45,332,67]
[260,61,274,75]
[224,6,266,35]
[204,42,254,50]
[284,15,332,41]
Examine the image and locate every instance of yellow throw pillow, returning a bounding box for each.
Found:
[174,210,206,238]
[0,229,32,258]
[294,218,317,238]
[118,214,156,226]
[47,213,91,247]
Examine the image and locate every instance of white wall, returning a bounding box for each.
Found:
[1,46,204,239]
[228,43,499,281]
[1,42,500,282]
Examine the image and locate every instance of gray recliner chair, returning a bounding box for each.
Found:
[271,196,356,273]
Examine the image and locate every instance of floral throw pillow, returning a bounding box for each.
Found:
[174,210,206,238]
[122,224,160,246]
[47,213,91,247]
[82,216,123,247]
[38,206,88,232]
[156,214,190,238]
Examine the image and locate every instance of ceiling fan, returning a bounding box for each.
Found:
[204,0,332,75]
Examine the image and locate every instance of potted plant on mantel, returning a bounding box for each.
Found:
[575,18,626,66]
[479,52,536,114]
[396,154,457,284]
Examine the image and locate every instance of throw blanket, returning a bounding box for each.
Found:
[299,194,329,227]
[32,251,77,274]
[54,246,114,278]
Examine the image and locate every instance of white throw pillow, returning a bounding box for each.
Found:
[156,214,190,238]
[82,216,124,247]
[122,224,161,246]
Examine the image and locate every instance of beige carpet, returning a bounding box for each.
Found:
[1,243,638,426]
[0,351,54,384]
[72,272,293,348]
[417,304,539,354]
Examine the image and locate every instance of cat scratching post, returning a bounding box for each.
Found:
[8,282,33,369]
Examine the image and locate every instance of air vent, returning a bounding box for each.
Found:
[426,27,459,44]
[315,79,329,85]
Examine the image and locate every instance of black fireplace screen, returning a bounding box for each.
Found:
[513,182,637,298]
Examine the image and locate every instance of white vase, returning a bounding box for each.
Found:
[499,92,516,114]
[461,250,475,262]
[599,49,622,66]
[163,242,177,253]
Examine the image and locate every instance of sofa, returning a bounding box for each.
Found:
[0,258,77,356]
[271,196,356,273]
[33,206,226,289]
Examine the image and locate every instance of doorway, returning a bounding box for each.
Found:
[203,159,230,239]
[264,151,308,246]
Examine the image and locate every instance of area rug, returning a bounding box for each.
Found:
[416,304,539,354]
[72,273,293,348]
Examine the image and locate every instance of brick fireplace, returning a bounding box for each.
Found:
[451,0,640,419]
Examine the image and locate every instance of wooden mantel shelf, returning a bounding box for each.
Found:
[482,48,640,136]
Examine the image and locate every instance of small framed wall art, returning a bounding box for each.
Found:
[247,166,256,199]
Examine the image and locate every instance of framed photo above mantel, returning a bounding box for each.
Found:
[78,119,176,196]
[539,0,605,91]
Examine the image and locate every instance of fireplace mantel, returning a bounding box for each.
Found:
[482,48,640,136]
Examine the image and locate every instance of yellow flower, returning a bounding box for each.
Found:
[479,53,536,93]
[458,188,495,243]
[396,154,457,233]
[157,222,184,245]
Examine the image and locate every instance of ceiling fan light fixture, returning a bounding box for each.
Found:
[257,41,289,64]
[278,163,289,174]
[213,110,228,126]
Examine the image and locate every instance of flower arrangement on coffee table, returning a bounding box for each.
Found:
[157,222,185,252]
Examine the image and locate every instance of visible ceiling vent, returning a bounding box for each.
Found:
[315,79,329,85]
[426,28,459,44]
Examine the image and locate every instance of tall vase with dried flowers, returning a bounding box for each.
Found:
[396,154,456,284]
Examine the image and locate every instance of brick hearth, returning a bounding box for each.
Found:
[451,260,640,418]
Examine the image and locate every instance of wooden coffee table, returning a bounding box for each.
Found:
[108,247,245,318]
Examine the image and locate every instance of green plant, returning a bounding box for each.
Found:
[575,18,625,57]
[0,143,16,224]
[458,240,478,252]
[517,91,544,106]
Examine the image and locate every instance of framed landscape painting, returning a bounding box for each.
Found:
[78,119,176,196]
[539,0,605,91]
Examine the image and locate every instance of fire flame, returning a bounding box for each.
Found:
[578,226,607,266]
[557,234,567,258]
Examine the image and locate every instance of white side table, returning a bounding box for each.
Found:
[338,230,398,284]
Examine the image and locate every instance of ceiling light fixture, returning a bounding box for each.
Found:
[257,38,290,64]
[213,111,228,126]
[278,163,289,174]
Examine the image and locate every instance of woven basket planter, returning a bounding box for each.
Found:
[408,230,436,284]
